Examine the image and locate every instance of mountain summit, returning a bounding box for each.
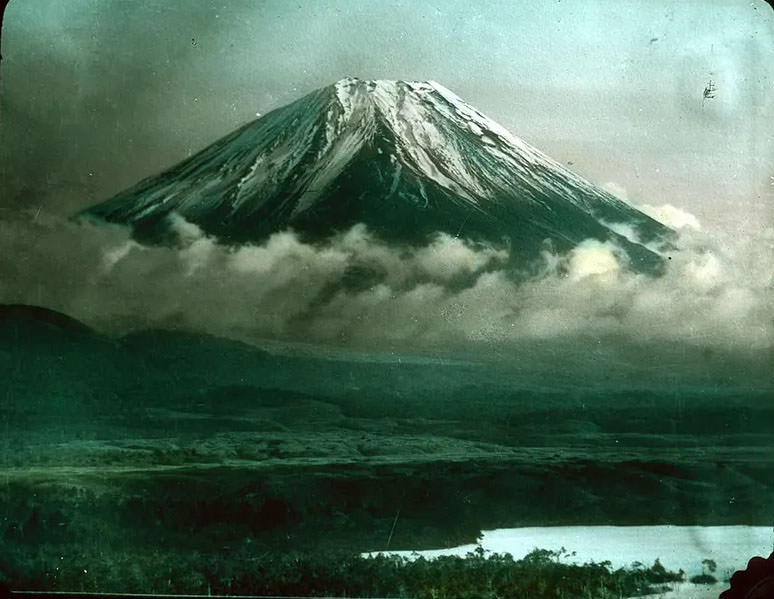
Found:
[81,78,672,268]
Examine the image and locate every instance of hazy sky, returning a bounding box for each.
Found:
[1,0,771,232]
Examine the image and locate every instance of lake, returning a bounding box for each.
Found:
[370,525,773,579]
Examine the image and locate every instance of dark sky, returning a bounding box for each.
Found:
[1,0,771,232]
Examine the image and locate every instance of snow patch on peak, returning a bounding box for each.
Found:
[333,77,364,121]
[424,80,462,100]
[324,77,574,204]
[333,78,442,98]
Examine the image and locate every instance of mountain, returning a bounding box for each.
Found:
[2,304,770,430]
[80,78,672,269]
[0,304,96,340]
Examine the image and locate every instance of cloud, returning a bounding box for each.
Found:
[639,203,702,230]
[413,233,509,281]
[601,181,703,234]
[566,240,623,282]
[0,209,770,367]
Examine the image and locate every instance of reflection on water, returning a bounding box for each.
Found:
[376,525,773,577]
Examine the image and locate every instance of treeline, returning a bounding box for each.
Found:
[1,545,683,598]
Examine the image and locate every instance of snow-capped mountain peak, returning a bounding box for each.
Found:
[80,78,673,270]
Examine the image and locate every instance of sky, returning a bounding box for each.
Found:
[0,0,772,366]
[0,0,771,231]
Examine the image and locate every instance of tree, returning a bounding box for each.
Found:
[690,558,718,585]
[702,558,717,575]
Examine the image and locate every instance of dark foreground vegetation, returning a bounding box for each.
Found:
[1,545,684,598]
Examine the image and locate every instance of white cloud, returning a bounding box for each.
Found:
[413,233,508,281]
[566,240,622,282]
[0,210,770,358]
[639,203,702,230]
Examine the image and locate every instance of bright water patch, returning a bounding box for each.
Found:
[368,525,773,578]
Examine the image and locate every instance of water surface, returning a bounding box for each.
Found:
[378,525,772,578]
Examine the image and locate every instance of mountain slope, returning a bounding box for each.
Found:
[81,78,672,269]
